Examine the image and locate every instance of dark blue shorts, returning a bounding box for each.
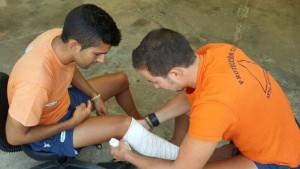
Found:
[29,87,90,157]
[255,162,300,169]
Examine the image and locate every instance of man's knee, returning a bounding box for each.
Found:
[170,114,190,145]
[116,71,129,87]
[209,143,239,162]
[116,116,133,138]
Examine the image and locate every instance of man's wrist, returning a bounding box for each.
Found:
[144,116,153,129]
[125,150,139,166]
[145,113,160,127]
[65,117,78,129]
[91,94,101,105]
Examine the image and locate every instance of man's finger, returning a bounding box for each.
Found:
[75,103,85,110]
[79,102,86,107]
[86,100,92,111]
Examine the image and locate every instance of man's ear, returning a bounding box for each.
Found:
[68,39,81,52]
[168,67,183,81]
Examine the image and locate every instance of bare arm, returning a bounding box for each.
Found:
[6,101,92,145]
[155,91,191,123]
[140,91,190,130]
[111,135,217,169]
[72,67,108,115]
[71,67,98,98]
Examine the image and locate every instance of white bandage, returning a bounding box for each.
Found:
[109,138,131,150]
[122,118,179,160]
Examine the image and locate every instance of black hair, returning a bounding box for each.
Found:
[61,4,121,49]
[132,28,196,77]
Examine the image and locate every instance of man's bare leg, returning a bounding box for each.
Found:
[74,116,179,161]
[87,72,143,119]
[73,115,131,148]
[170,113,189,146]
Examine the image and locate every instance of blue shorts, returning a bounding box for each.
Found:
[255,162,300,169]
[29,87,90,157]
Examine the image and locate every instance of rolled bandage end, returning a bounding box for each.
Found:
[109,138,131,150]
[109,138,120,147]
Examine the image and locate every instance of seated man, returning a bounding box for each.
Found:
[111,28,300,169]
[5,4,145,157]
[6,4,188,163]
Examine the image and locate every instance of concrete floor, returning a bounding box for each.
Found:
[0,0,299,168]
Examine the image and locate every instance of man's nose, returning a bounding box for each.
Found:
[153,84,160,89]
[97,55,106,63]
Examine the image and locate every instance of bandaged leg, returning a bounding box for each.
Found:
[123,118,179,160]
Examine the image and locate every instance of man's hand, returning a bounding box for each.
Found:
[111,139,133,161]
[70,100,92,126]
[94,99,108,116]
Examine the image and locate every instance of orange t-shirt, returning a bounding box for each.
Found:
[8,29,76,126]
[186,43,300,167]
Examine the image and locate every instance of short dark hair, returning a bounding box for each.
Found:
[132,28,196,77]
[61,4,121,49]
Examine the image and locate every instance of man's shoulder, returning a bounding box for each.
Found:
[196,43,235,54]
[41,28,62,36]
[44,28,62,36]
[9,54,54,91]
[31,28,62,44]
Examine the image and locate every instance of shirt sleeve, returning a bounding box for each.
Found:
[188,101,236,142]
[8,83,49,126]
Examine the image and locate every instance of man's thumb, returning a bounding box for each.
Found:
[86,100,92,111]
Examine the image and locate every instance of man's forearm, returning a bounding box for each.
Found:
[155,91,191,123]
[126,152,174,169]
[6,115,74,145]
[25,120,73,144]
[71,67,98,98]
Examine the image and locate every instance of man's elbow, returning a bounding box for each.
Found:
[6,133,24,145]
[5,115,30,145]
[5,126,29,145]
